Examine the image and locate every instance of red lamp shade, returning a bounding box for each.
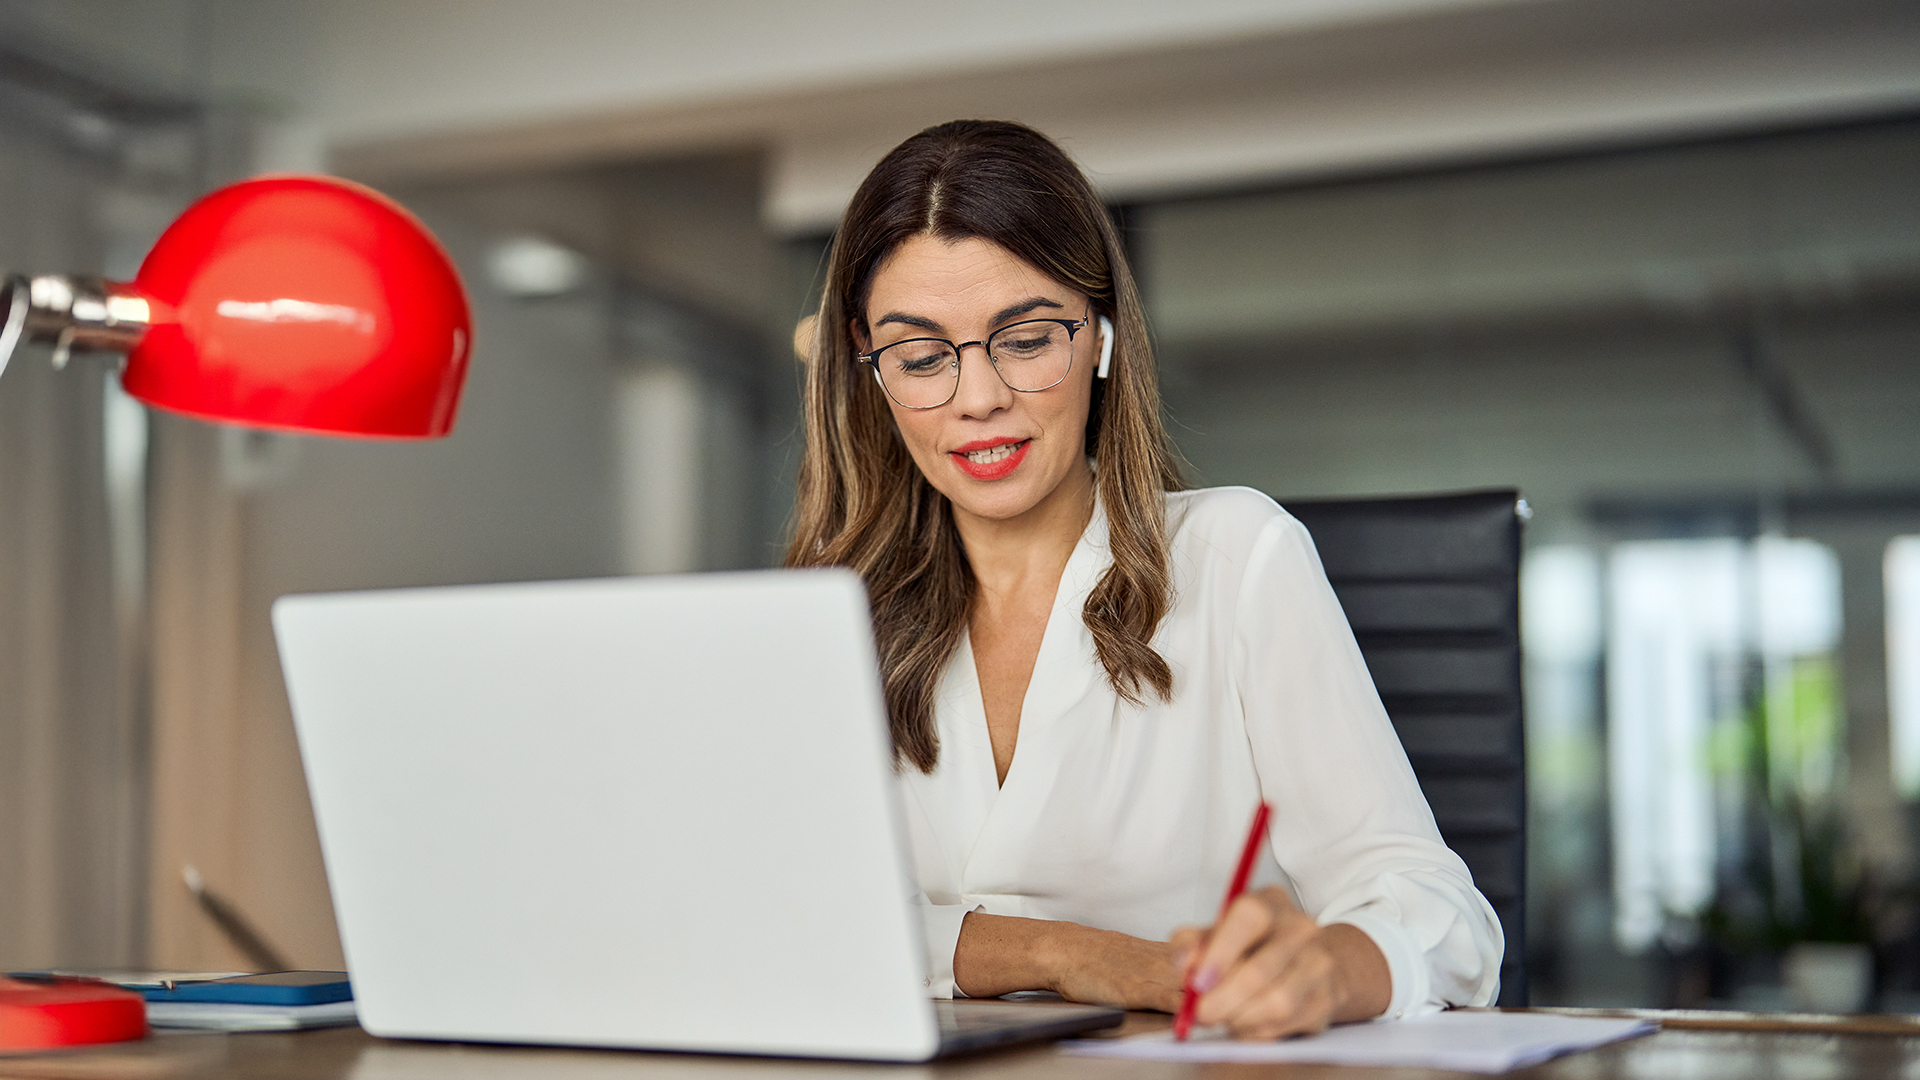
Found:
[122,176,472,438]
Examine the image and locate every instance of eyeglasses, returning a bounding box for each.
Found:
[856,310,1089,410]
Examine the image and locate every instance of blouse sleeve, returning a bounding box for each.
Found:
[912,896,975,999]
[1232,511,1503,1017]
[896,772,980,1000]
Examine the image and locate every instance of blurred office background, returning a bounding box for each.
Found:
[3,0,1918,1012]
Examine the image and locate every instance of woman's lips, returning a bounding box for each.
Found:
[950,439,1030,481]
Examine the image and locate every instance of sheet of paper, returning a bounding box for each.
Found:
[1061,1011,1656,1073]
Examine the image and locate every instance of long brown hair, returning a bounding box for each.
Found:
[786,120,1184,772]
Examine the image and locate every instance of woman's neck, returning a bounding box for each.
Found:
[952,458,1097,605]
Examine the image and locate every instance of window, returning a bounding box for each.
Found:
[1889,536,1920,800]
[1606,537,1841,951]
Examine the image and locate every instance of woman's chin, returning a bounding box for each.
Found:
[928,463,1029,517]
[941,466,1083,526]
[945,484,1044,525]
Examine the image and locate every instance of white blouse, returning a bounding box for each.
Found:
[896,486,1503,1018]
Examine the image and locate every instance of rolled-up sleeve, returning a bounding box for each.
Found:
[1232,513,1503,1016]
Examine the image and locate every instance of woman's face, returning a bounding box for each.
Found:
[856,234,1098,528]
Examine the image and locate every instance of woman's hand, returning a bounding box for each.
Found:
[1170,886,1391,1040]
[953,913,1184,1011]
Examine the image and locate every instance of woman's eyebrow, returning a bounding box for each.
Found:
[989,297,1064,325]
[874,312,945,333]
[873,297,1065,336]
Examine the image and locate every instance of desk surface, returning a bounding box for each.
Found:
[4,1010,1918,1079]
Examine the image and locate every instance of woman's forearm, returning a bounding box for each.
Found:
[952,908,1388,1023]
[952,912,1186,1011]
[951,912,1066,998]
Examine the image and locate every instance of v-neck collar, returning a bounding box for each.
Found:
[959,493,1112,799]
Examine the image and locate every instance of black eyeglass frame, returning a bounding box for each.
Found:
[855,311,1090,410]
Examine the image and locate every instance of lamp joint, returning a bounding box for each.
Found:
[24,274,150,358]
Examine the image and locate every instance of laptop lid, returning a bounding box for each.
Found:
[274,570,942,1060]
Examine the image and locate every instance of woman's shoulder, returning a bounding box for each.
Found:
[1164,485,1305,546]
[1161,487,1320,585]
[1160,488,1329,628]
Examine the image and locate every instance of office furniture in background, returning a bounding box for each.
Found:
[1284,489,1528,1006]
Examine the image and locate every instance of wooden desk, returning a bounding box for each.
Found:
[3,1010,1917,1079]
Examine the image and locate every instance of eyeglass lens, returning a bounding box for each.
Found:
[872,320,1075,408]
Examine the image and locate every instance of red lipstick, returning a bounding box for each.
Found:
[950,437,1030,481]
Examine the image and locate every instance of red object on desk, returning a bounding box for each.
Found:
[0,977,148,1051]
[121,175,472,438]
[1174,801,1272,1041]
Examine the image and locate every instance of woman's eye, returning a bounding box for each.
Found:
[997,336,1052,357]
[896,353,948,375]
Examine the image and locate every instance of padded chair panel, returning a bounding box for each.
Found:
[1446,836,1524,900]
[1333,582,1516,635]
[1364,646,1517,697]
[1419,776,1525,834]
[1284,489,1526,1007]
[1295,503,1516,580]
[1391,711,1523,767]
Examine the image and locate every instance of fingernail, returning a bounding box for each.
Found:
[1193,965,1220,992]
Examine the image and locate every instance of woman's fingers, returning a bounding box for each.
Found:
[1191,886,1298,989]
[1190,894,1268,990]
[1219,939,1339,1039]
[1181,886,1351,1037]
[1173,887,1389,1039]
[1192,900,1318,1025]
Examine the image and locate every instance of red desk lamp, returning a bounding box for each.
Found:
[0,175,471,1053]
[0,174,472,437]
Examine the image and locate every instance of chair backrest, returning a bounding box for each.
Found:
[1281,488,1527,1007]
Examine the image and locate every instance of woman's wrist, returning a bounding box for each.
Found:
[1033,920,1098,996]
[1318,923,1392,1022]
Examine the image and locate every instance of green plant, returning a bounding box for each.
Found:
[1704,657,1871,952]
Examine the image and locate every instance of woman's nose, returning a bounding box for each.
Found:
[951,342,1012,419]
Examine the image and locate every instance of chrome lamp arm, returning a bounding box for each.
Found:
[0,270,151,380]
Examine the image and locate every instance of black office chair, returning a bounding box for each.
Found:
[1281,489,1527,1007]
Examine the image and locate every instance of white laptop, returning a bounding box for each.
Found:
[272,569,1122,1061]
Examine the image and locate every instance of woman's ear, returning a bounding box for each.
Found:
[1096,316,1114,379]
[849,318,870,356]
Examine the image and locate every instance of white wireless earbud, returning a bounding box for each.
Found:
[1096,316,1114,379]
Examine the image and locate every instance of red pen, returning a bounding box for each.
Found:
[1173,800,1272,1041]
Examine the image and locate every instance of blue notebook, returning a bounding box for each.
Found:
[140,971,353,1006]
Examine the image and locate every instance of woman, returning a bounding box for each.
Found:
[788,120,1501,1039]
